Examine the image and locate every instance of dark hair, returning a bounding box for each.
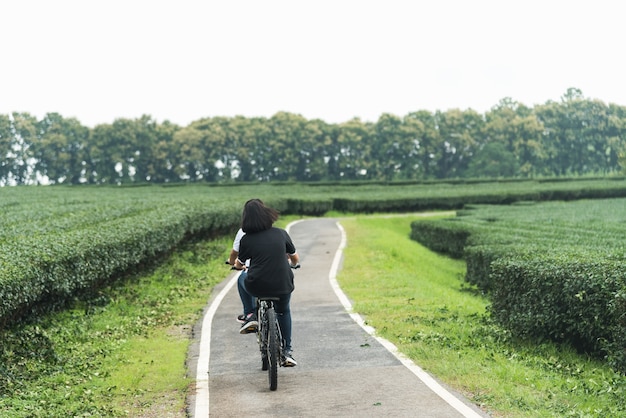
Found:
[241,198,279,233]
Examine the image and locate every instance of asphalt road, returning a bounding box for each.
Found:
[187,218,489,417]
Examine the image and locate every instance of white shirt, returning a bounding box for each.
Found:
[233,228,250,267]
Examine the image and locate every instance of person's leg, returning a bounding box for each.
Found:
[237,272,259,333]
[237,271,255,315]
[275,293,293,353]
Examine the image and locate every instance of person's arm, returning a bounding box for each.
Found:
[234,258,246,270]
[228,229,245,265]
[284,230,299,267]
[288,252,300,267]
[228,249,238,265]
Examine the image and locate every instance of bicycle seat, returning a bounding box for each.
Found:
[257,296,281,301]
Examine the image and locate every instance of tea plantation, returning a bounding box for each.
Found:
[411,198,626,373]
[1,178,625,375]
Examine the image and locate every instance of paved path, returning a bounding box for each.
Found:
[188,218,489,417]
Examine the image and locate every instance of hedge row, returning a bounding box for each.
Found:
[410,199,626,373]
[2,178,626,342]
[0,199,244,327]
[0,183,340,328]
[490,250,626,373]
[324,178,626,213]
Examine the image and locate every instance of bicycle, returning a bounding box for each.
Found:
[228,262,300,391]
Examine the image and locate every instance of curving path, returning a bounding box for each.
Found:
[187,218,489,417]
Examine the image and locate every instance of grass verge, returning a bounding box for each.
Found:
[337,214,626,418]
[0,237,231,417]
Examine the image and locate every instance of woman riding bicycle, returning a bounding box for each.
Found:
[233,199,300,367]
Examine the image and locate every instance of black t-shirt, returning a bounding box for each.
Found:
[238,227,297,296]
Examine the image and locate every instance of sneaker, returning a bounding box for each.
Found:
[237,314,246,323]
[281,352,297,367]
[239,313,258,334]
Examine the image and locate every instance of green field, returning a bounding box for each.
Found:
[1,180,626,416]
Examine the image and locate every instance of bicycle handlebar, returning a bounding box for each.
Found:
[225,260,301,270]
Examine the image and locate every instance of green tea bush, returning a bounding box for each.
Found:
[283,198,333,216]
[2,179,626,339]
[409,218,472,258]
[411,198,626,372]
[0,189,243,327]
[490,250,626,371]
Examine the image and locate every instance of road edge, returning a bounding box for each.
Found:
[329,221,485,418]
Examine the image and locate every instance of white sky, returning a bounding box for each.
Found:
[2,0,624,127]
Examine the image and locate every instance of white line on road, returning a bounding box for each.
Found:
[193,271,238,417]
[328,221,484,418]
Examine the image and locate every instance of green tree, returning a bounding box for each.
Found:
[171,122,215,181]
[404,111,440,179]
[433,109,484,178]
[464,142,520,177]
[265,112,307,181]
[604,103,626,174]
[149,120,181,183]
[0,114,13,184]
[485,98,546,177]
[295,118,333,181]
[9,112,38,184]
[370,113,425,181]
[535,88,623,176]
[332,118,374,180]
[125,115,159,183]
[243,117,272,181]
[97,116,158,183]
[619,149,626,174]
[84,123,122,184]
[223,116,259,182]
[32,113,89,184]
[398,113,429,180]
[371,113,402,181]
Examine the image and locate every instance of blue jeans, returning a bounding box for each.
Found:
[237,271,255,315]
[237,272,293,352]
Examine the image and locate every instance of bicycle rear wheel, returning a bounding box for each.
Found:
[266,307,279,391]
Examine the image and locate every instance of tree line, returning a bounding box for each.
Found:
[2,88,625,185]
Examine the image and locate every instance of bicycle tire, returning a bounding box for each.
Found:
[266,307,279,391]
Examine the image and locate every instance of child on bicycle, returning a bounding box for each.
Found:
[232,199,300,367]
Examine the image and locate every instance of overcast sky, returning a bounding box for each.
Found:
[2,0,624,127]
